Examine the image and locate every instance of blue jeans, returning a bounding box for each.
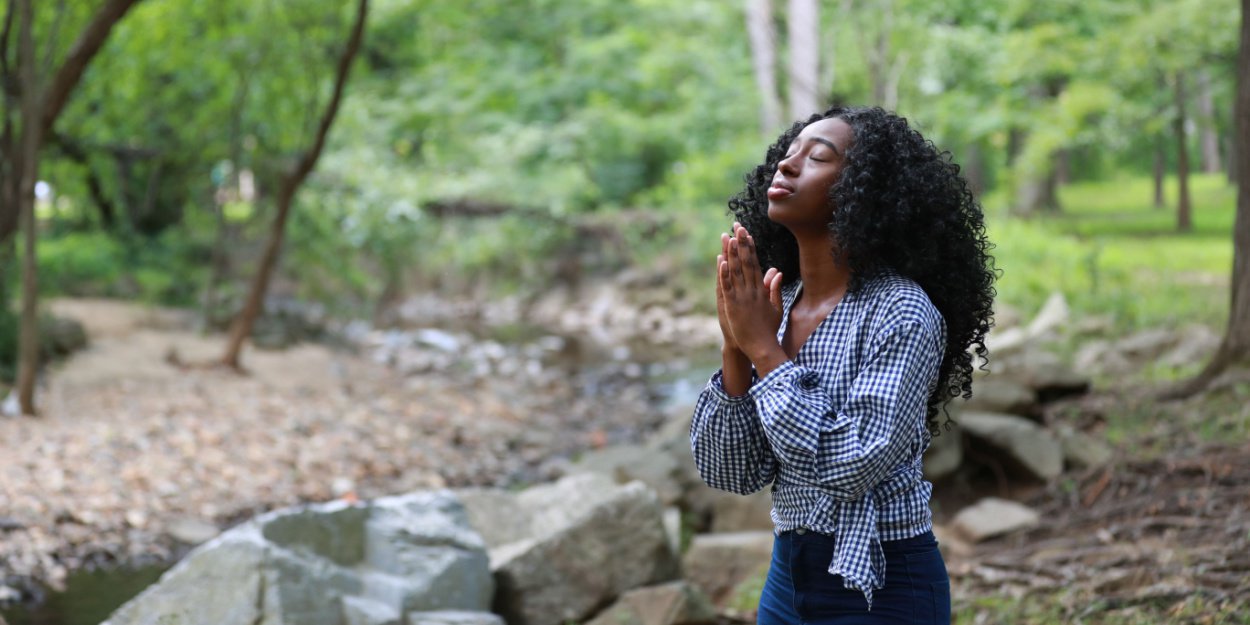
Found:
[757,529,951,624]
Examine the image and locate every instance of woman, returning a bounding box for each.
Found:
[690,106,995,624]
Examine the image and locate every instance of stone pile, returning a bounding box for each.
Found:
[103,291,1145,625]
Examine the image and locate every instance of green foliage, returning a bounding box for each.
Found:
[987,172,1233,333]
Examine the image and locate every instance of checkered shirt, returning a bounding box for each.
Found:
[690,270,946,609]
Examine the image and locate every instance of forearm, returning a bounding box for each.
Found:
[720,346,754,396]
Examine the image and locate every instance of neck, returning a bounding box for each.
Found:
[795,231,851,307]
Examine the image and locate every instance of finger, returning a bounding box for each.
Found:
[719,258,732,293]
[770,271,784,310]
[728,237,746,287]
[743,232,763,290]
[720,252,730,296]
[735,226,760,291]
[721,232,730,258]
[763,267,777,287]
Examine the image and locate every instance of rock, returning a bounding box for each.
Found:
[961,377,1036,417]
[490,481,680,625]
[984,326,1028,359]
[1115,328,1179,361]
[457,474,623,549]
[570,444,684,506]
[959,412,1064,481]
[1001,351,1090,403]
[708,489,774,533]
[681,531,774,606]
[1056,425,1113,470]
[0,584,22,603]
[584,581,718,625]
[165,517,220,545]
[1025,292,1069,340]
[343,596,402,625]
[923,427,963,482]
[103,533,268,625]
[105,491,493,625]
[1158,325,1221,369]
[43,316,89,356]
[951,498,1039,542]
[406,612,505,625]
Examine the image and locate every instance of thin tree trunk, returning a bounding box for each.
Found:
[867,0,891,106]
[15,0,38,415]
[745,0,782,132]
[787,0,819,120]
[1154,135,1166,209]
[221,0,368,370]
[1164,0,1250,399]
[1175,72,1193,233]
[1197,70,1223,174]
[0,0,143,246]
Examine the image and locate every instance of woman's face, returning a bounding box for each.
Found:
[766,117,854,233]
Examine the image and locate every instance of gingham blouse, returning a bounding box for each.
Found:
[690,270,946,609]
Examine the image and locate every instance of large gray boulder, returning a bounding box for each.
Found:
[467,476,680,625]
[959,411,1064,481]
[104,492,493,625]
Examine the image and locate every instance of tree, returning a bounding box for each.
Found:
[746,0,782,133]
[1174,71,1193,232]
[1164,0,1250,398]
[1,0,143,415]
[787,0,819,120]
[220,0,368,370]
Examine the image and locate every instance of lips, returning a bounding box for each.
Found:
[767,179,795,200]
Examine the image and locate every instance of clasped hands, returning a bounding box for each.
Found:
[716,223,788,376]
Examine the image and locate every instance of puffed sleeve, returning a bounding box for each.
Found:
[689,370,778,495]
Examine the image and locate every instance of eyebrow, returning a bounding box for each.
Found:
[789,136,842,156]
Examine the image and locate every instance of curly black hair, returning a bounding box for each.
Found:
[728,106,997,434]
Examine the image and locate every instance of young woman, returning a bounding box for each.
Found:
[690,106,996,624]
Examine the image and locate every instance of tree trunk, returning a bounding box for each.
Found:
[0,0,143,245]
[15,0,38,415]
[1164,0,1250,399]
[221,0,368,370]
[867,0,891,107]
[1197,70,1223,174]
[745,0,782,132]
[1175,71,1193,233]
[1154,134,1166,209]
[786,0,819,120]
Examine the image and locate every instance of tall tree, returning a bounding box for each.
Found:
[787,0,819,120]
[1165,0,1250,398]
[221,0,368,370]
[1174,71,1194,232]
[746,0,782,133]
[1,0,143,415]
[1197,69,1224,173]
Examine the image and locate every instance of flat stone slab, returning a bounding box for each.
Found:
[952,497,1039,542]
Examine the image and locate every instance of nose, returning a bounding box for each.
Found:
[777,152,799,176]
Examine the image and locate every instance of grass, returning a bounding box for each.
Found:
[984,172,1235,339]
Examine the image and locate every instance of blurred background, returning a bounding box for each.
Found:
[0,0,1246,623]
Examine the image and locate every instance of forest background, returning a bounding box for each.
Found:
[0,0,1247,623]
